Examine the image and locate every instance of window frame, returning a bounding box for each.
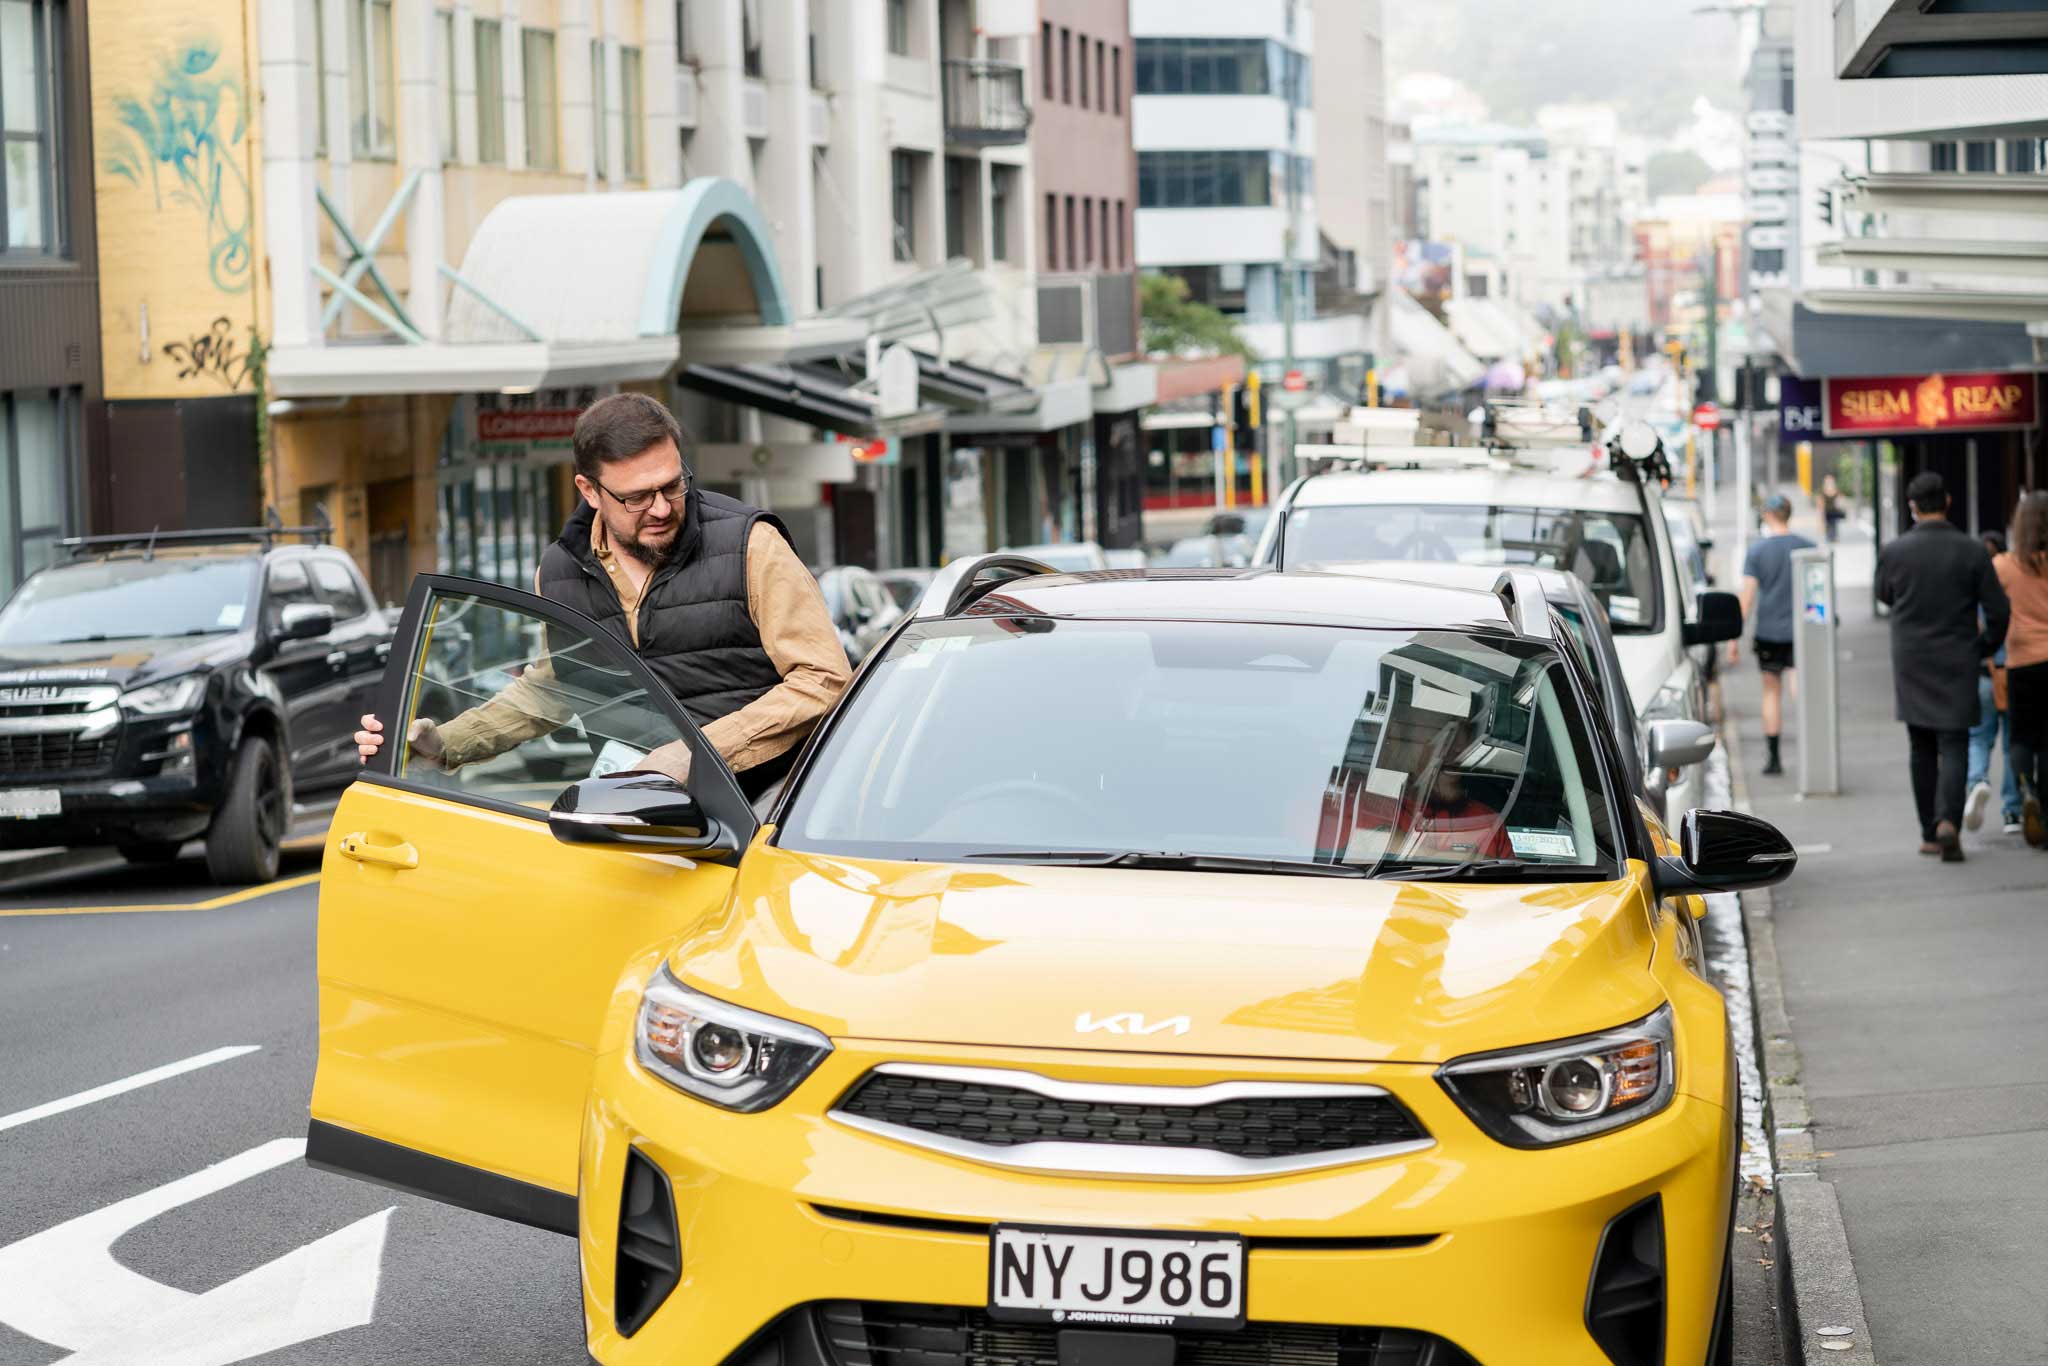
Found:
[474,18,505,165]
[349,0,398,160]
[890,149,917,263]
[437,8,457,164]
[522,26,560,170]
[887,0,910,58]
[0,0,65,255]
[362,573,759,843]
[621,46,644,179]
[590,37,608,178]
[0,387,78,594]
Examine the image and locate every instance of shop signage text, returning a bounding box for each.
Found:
[1780,376,1825,445]
[1823,373,2039,437]
[477,410,581,442]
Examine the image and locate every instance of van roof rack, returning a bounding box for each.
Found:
[60,508,333,559]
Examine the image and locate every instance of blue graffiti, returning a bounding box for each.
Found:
[102,38,254,295]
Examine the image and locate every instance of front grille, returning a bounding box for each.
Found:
[0,731,119,776]
[815,1303,1482,1366]
[835,1071,1425,1161]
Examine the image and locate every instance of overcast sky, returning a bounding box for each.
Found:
[1386,1,1748,136]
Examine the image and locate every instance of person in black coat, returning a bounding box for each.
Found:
[1874,471,2010,862]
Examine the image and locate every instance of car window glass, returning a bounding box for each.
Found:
[311,558,372,620]
[782,619,1620,873]
[393,587,719,812]
[0,556,257,644]
[265,560,320,632]
[1282,503,1663,635]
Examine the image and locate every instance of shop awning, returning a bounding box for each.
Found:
[270,178,818,398]
[1378,289,1486,398]
[1758,291,2041,379]
[674,362,947,439]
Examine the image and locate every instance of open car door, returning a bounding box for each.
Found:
[307,574,756,1233]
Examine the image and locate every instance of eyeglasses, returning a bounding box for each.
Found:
[595,471,687,514]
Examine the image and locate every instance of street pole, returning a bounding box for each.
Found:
[1282,219,1298,484]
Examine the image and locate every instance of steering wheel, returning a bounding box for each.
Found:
[1392,529,1460,563]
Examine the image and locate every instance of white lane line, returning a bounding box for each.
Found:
[0,1045,261,1135]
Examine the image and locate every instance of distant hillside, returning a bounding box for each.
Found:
[1386,2,1745,137]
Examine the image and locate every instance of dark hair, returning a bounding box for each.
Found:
[1982,529,2007,556]
[572,393,688,483]
[2013,491,2048,577]
[1907,471,1948,515]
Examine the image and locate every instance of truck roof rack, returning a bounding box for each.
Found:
[60,508,333,559]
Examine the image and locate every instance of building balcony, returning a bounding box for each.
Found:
[942,59,1032,147]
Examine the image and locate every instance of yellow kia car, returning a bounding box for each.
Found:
[309,557,1795,1366]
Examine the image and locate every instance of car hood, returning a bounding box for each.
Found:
[669,845,1664,1065]
[0,635,245,690]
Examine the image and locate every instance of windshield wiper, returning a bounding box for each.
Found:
[959,850,1367,878]
[1370,858,1591,882]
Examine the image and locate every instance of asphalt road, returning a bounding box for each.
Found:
[0,836,1784,1366]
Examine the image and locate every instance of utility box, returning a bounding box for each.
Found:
[1793,546,1840,796]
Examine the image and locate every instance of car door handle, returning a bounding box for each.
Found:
[336,832,419,870]
[326,650,350,670]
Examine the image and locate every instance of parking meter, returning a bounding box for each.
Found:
[1792,547,1840,795]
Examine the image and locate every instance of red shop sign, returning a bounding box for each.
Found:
[1823,373,2038,438]
[477,409,582,442]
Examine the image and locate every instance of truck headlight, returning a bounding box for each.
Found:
[634,966,831,1113]
[120,675,207,716]
[1436,1006,1675,1147]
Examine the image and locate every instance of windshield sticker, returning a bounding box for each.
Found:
[1607,595,1644,624]
[591,740,648,778]
[1508,829,1578,859]
[217,603,246,628]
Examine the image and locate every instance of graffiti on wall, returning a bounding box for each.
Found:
[102,37,254,295]
[162,317,251,389]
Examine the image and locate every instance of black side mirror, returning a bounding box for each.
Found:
[1654,809,1796,896]
[279,602,337,641]
[548,772,737,858]
[1683,590,1743,647]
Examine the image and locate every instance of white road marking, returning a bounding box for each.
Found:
[0,1045,261,1135]
[0,1138,391,1364]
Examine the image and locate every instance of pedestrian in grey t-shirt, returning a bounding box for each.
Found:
[1729,493,1815,776]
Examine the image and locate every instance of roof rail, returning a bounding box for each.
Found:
[916,552,1063,619]
[1493,569,1555,638]
[60,506,333,557]
[1294,444,1498,470]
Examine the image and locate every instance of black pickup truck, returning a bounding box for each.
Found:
[0,522,393,883]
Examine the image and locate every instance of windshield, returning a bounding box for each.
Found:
[0,556,259,646]
[780,618,1621,876]
[1280,504,1664,634]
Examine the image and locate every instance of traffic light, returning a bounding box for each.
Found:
[1231,384,1260,455]
[1816,187,1835,228]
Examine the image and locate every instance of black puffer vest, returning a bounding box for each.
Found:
[538,489,790,732]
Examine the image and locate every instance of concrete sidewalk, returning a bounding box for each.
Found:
[1717,525,2048,1364]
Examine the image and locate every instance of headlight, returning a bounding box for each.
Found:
[634,966,831,1113]
[1436,1005,1675,1147]
[120,675,207,716]
[1641,666,1698,723]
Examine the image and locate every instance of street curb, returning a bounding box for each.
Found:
[1720,718,1880,1366]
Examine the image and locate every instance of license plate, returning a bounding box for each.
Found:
[0,788,60,820]
[989,1225,1246,1331]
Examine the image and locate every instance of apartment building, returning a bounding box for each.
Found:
[1412,125,1575,313]
[1311,0,1391,307]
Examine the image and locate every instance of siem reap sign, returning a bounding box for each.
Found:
[1823,373,2038,438]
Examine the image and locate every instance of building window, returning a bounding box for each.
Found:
[1077,32,1088,107]
[991,164,1014,261]
[2009,138,2043,175]
[475,19,504,163]
[1115,198,1126,268]
[1081,195,1094,267]
[1,0,62,253]
[1929,141,1957,172]
[674,0,691,62]
[622,47,644,178]
[438,9,456,162]
[1044,192,1057,271]
[944,156,969,261]
[891,149,916,262]
[1095,40,1105,111]
[590,39,608,176]
[887,0,910,57]
[1060,27,1071,103]
[0,389,76,596]
[743,0,764,77]
[1063,194,1075,270]
[1964,139,1997,173]
[1099,198,1109,268]
[1111,43,1121,115]
[523,27,559,169]
[1138,150,1284,209]
[1040,21,1052,99]
[1134,38,1308,106]
[313,0,330,155]
[349,0,397,158]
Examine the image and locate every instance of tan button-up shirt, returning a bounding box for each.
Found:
[434,518,851,775]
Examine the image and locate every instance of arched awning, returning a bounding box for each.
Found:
[446,177,794,344]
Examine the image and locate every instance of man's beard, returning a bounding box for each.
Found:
[618,525,680,567]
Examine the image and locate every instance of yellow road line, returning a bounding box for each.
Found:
[0,871,323,918]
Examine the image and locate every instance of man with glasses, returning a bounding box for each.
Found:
[355,393,850,798]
